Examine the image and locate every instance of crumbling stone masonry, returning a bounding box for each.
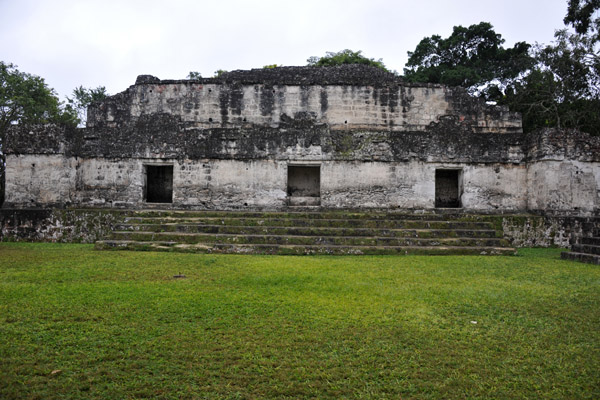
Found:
[2,65,599,216]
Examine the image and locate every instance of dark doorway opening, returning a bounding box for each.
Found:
[435,169,461,208]
[145,165,173,203]
[288,166,320,206]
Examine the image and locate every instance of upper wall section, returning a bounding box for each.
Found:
[87,65,522,134]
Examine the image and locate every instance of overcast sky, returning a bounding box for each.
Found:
[1,0,569,100]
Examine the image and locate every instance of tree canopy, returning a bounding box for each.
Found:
[403,14,600,136]
[565,0,600,40]
[0,62,76,134]
[403,22,533,98]
[307,49,389,72]
[500,29,600,135]
[500,0,600,135]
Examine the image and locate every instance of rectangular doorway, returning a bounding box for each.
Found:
[287,165,320,206]
[145,165,173,203]
[435,169,461,208]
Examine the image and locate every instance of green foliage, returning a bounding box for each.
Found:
[262,64,281,69]
[186,71,202,79]
[213,69,227,78]
[403,22,534,97]
[500,29,600,135]
[66,85,108,127]
[0,62,76,133]
[403,18,600,136]
[1,243,599,398]
[307,49,389,71]
[565,0,600,40]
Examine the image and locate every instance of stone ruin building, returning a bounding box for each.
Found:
[1,65,599,259]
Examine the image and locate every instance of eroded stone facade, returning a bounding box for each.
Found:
[2,65,599,214]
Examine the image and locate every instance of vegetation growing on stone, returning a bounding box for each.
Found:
[307,49,390,72]
[66,85,108,127]
[186,71,202,79]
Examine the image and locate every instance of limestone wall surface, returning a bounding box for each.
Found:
[2,66,599,214]
[88,66,521,134]
[5,155,77,206]
[527,161,600,213]
[2,156,541,211]
[4,130,599,213]
[5,124,597,213]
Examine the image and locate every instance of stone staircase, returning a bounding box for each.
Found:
[95,210,516,255]
[561,221,600,265]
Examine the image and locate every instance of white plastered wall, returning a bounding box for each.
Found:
[527,160,600,213]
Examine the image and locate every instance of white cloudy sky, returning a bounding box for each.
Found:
[1,0,568,100]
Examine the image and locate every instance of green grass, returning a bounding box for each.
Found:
[0,243,599,399]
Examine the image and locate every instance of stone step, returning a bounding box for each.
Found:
[561,251,600,265]
[95,240,516,256]
[109,231,511,247]
[128,210,488,221]
[123,217,494,230]
[95,210,513,256]
[571,244,600,255]
[581,237,600,246]
[115,223,500,239]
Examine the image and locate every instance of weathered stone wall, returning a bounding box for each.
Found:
[4,122,528,163]
[527,161,600,213]
[525,129,600,214]
[5,156,532,211]
[5,155,77,207]
[502,214,600,247]
[320,161,529,210]
[0,209,125,243]
[2,66,598,215]
[3,128,598,212]
[88,66,521,134]
[174,159,287,209]
[114,83,518,133]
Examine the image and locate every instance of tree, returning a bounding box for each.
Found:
[307,49,389,72]
[213,69,227,78]
[0,62,77,206]
[66,86,108,127]
[403,22,533,99]
[187,71,202,79]
[565,0,600,40]
[500,29,600,135]
[402,19,599,135]
[0,62,76,133]
[503,0,600,134]
[497,0,600,136]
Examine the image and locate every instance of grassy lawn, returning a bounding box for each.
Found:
[0,243,598,399]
